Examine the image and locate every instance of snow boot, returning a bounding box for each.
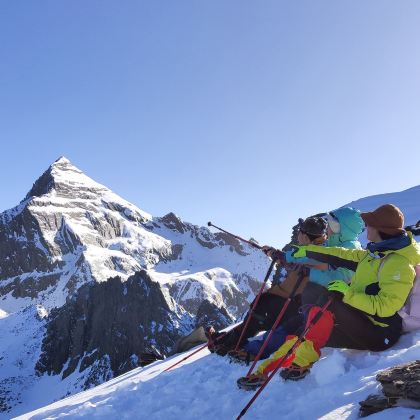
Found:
[205,326,223,353]
[227,349,255,366]
[279,363,311,381]
[139,351,164,367]
[205,325,239,356]
[237,374,267,391]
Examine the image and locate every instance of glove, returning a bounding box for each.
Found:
[271,250,286,264]
[327,280,349,296]
[262,245,277,256]
[262,246,285,264]
[291,245,308,259]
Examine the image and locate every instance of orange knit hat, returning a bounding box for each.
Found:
[361,204,405,236]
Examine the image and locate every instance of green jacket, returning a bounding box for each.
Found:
[304,232,420,323]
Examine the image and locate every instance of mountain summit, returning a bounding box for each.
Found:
[24,156,111,201]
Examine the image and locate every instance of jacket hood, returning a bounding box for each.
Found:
[327,207,364,245]
[384,232,420,266]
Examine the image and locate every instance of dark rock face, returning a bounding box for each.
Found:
[36,271,185,383]
[194,300,234,331]
[359,360,420,417]
[0,207,56,293]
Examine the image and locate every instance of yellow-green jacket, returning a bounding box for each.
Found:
[304,232,420,325]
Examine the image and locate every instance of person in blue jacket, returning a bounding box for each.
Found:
[230,207,364,363]
[293,207,364,304]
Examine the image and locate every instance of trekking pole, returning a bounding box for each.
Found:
[245,266,309,377]
[236,297,333,420]
[163,342,209,372]
[233,259,278,351]
[207,222,262,250]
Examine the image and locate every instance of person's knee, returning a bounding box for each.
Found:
[302,283,328,305]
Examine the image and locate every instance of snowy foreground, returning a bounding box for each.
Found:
[15,330,420,420]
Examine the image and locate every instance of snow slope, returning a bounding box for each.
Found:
[346,185,420,226]
[14,330,420,420]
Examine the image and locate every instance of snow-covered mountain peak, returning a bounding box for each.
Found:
[24,156,113,203]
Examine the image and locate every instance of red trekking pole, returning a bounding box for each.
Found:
[233,258,278,351]
[163,343,209,372]
[236,297,334,420]
[207,222,262,249]
[245,266,309,377]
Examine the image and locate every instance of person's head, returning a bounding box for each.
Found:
[325,212,340,237]
[361,204,405,243]
[297,216,328,245]
[325,207,364,246]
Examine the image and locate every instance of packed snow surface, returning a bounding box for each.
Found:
[14,330,420,420]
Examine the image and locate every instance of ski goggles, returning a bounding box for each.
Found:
[326,212,341,234]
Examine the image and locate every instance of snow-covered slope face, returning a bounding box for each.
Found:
[346,185,420,226]
[348,185,420,225]
[0,157,267,314]
[14,329,420,420]
[344,185,420,245]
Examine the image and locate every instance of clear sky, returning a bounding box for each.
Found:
[1,1,420,247]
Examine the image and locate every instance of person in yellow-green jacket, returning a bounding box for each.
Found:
[237,204,420,389]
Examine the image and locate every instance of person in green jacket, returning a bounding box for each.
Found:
[238,204,420,389]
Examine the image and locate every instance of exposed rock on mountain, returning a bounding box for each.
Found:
[36,271,184,384]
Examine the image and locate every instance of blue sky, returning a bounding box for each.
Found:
[1,1,420,246]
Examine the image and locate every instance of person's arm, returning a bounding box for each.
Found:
[302,245,368,271]
[285,250,324,266]
[343,256,415,317]
[309,266,354,286]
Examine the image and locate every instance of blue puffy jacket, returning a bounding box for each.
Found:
[285,207,364,286]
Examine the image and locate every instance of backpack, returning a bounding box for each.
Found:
[398,265,420,332]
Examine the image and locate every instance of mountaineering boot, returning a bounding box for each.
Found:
[139,351,164,367]
[237,373,267,391]
[205,325,241,356]
[205,326,223,353]
[279,363,311,381]
[227,349,255,365]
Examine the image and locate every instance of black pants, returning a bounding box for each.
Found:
[219,293,301,349]
[296,283,402,352]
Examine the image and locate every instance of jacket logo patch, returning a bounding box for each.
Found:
[392,272,401,281]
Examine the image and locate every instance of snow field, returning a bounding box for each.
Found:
[16,330,420,420]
